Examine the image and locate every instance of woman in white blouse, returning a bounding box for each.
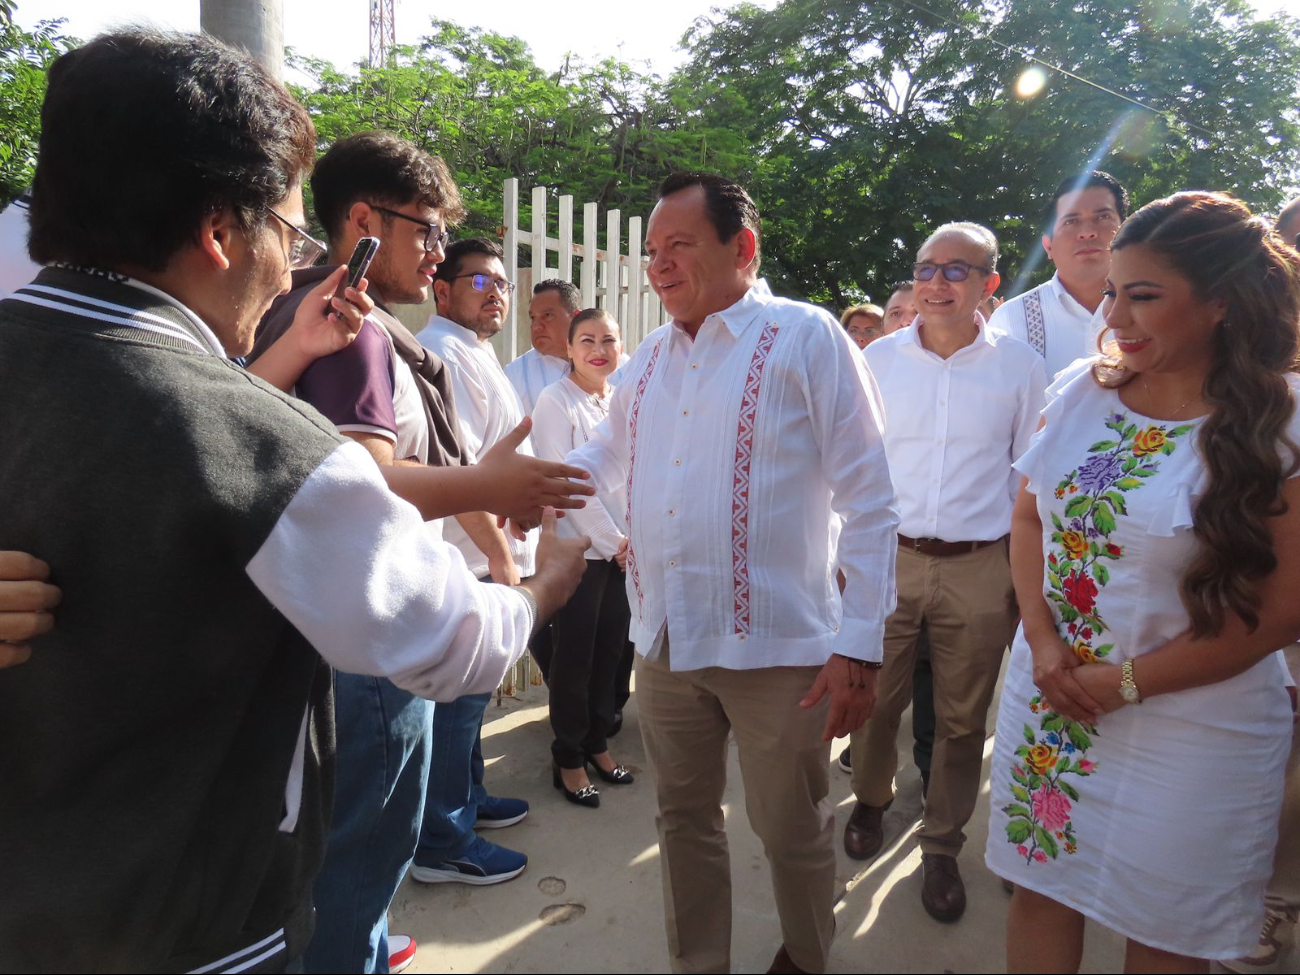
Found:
[530,308,635,807]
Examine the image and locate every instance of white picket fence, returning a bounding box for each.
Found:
[491,178,667,365]
[492,178,665,698]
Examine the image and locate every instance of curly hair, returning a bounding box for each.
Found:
[1094,192,1300,636]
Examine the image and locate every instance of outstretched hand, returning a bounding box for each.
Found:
[478,418,595,525]
[800,654,878,742]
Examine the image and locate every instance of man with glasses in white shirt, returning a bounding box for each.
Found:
[566,172,898,975]
[987,171,1129,381]
[412,238,538,888]
[848,223,1045,924]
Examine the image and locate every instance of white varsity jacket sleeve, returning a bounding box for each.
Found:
[246,441,533,701]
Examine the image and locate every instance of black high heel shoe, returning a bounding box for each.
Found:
[553,763,600,807]
[585,753,634,785]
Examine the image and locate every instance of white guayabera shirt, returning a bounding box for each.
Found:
[987,272,1103,384]
[566,279,900,669]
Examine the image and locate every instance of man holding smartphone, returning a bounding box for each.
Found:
[1,31,591,974]
[250,131,526,973]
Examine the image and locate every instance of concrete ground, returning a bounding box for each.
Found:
[388,676,1265,974]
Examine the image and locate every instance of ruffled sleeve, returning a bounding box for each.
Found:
[1149,466,1207,537]
[1154,376,1300,536]
[1013,355,1098,495]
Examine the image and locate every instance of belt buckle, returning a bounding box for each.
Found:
[913,536,926,553]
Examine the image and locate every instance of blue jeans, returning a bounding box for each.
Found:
[414,691,491,864]
[304,674,433,974]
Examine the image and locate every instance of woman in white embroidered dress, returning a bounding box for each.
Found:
[987,192,1300,972]
[530,308,635,808]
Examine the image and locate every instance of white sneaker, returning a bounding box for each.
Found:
[1219,910,1296,974]
[387,933,417,974]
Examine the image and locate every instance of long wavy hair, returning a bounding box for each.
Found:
[1093,192,1300,636]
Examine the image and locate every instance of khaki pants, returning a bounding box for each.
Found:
[851,540,1017,856]
[636,642,834,974]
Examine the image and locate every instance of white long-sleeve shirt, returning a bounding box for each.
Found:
[566,279,899,669]
[247,442,534,700]
[530,374,627,560]
[504,348,569,416]
[864,316,1045,543]
[415,315,537,578]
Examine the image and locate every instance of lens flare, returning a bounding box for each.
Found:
[1015,66,1048,98]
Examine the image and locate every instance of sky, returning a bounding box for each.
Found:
[20,0,1296,77]
[17,0,751,75]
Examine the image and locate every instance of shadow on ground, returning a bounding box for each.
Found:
[392,671,1131,973]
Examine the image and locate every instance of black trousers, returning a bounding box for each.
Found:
[911,624,935,791]
[549,558,632,768]
[614,636,634,712]
[529,620,554,682]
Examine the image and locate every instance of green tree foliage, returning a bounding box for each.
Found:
[5,3,1296,308]
[675,0,1300,304]
[289,21,748,244]
[0,0,74,206]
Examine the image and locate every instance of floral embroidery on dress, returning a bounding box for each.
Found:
[1005,412,1194,864]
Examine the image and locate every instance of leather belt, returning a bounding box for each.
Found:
[897,533,1005,557]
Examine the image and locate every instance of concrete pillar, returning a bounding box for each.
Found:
[200,0,284,81]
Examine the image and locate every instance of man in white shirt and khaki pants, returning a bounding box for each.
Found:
[850,223,1045,924]
[568,173,898,975]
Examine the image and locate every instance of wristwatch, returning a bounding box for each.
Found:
[1119,659,1142,705]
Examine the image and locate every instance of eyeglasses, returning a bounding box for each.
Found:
[266,208,328,269]
[912,260,993,283]
[447,273,516,295]
[371,205,451,253]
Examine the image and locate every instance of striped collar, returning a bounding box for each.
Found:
[7,265,228,357]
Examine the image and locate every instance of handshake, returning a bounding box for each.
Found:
[0,416,597,669]
[425,414,592,623]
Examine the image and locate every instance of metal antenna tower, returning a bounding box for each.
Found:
[369,0,396,67]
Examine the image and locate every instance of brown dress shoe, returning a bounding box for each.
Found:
[766,945,809,974]
[920,853,966,922]
[843,799,892,860]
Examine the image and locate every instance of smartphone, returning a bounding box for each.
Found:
[335,236,380,300]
